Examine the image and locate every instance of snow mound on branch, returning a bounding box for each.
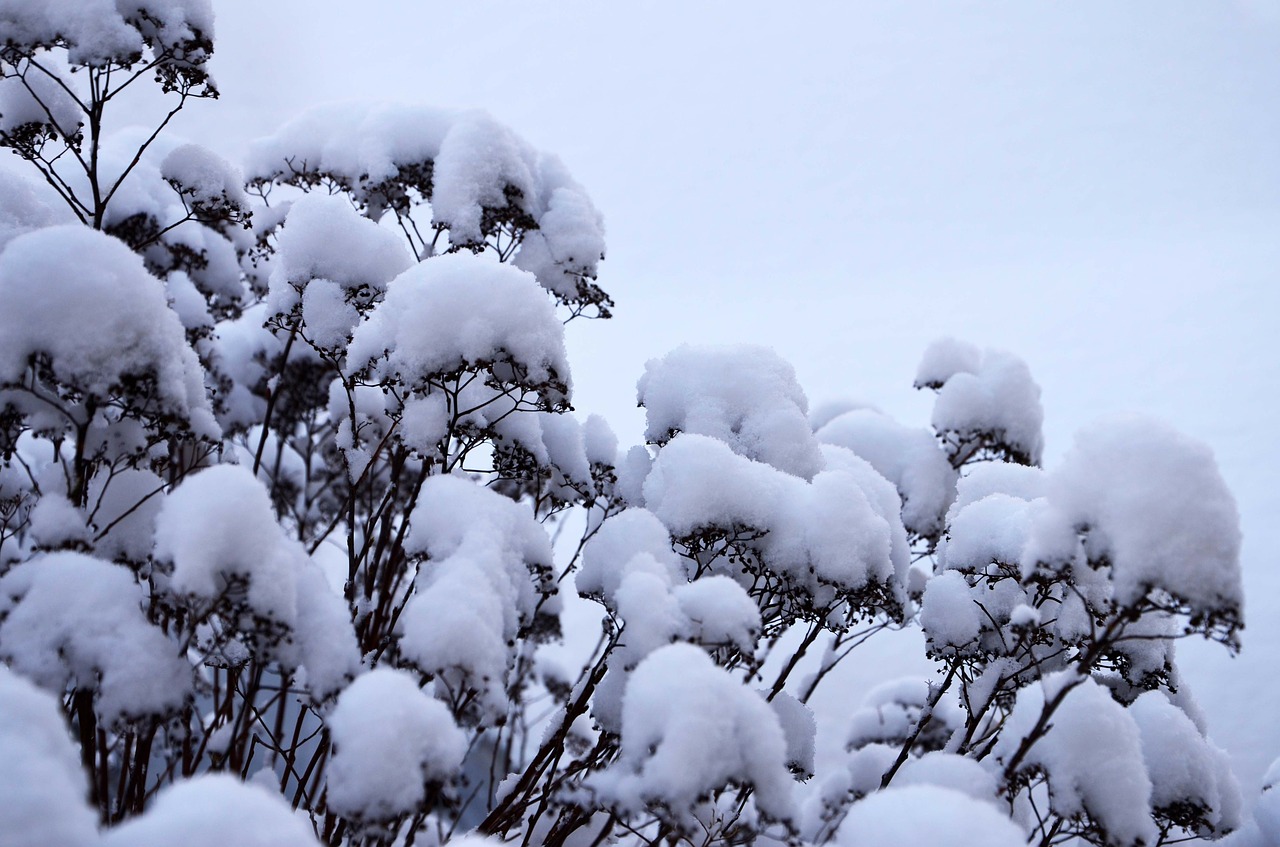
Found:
[161,143,248,214]
[153,465,359,699]
[0,552,189,724]
[576,508,683,603]
[347,252,570,406]
[643,434,900,612]
[834,785,1025,847]
[0,225,218,437]
[98,774,320,847]
[816,408,956,539]
[1130,691,1241,832]
[0,55,82,141]
[637,344,823,479]
[398,474,556,722]
[0,666,97,847]
[0,0,214,68]
[326,669,466,822]
[995,673,1155,846]
[269,194,412,312]
[592,643,796,826]
[246,102,605,301]
[1034,415,1242,618]
[916,338,1043,466]
[0,168,75,250]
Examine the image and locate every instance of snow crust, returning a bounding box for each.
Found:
[326,669,466,822]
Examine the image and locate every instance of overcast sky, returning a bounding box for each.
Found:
[163,0,1279,789]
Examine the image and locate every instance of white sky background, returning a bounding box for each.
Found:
[165,0,1278,789]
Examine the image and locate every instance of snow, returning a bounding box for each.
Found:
[398,474,556,721]
[642,433,901,617]
[269,193,412,318]
[326,669,466,822]
[0,0,211,68]
[0,666,97,847]
[994,673,1156,846]
[576,508,683,603]
[816,408,956,540]
[769,690,817,778]
[637,344,824,479]
[834,785,1025,847]
[0,55,82,142]
[98,775,321,847]
[1130,690,1241,832]
[919,570,982,655]
[246,102,604,300]
[0,552,190,725]
[0,225,218,438]
[154,464,301,625]
[918,340,1045,467]
[347,252,571,407]
[0,168,75,251]
[1038,414,1242,619]
[160,143,248,215]
[154,464,359,697]
[592,643,796,827]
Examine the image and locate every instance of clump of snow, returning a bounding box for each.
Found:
[347,252,571,408]
[326,669,466,823]
[642,434,901,620]
[398,474,556,722]
[770,690,817,778]
[161,143,249,218]
[0,168,75,250]
[592,643,796,828]
[98,774,321,847]
[0,552,190,724]
[637,344,823,479]
[0,666,98,847]
[269,193,412,319]
[246,102,604,302]
[834,785,1025,847]
[1033,415,1242,621]
[919,570,983,655]
[1130,691,1241,833]
[0,56,82,144]
[0,0,214,69]
[153,465,359,698]
[816,408,956,540]
[916,339,1044,467]
[0,225,218,437]
[846,678,963,752]
[994,673,1155,846]
[577,509,682,603]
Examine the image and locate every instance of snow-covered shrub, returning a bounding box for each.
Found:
[0,6,1255,847]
